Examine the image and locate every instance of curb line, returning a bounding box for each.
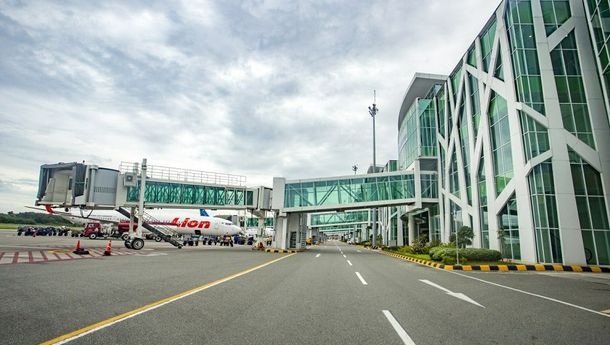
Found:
[264,248,298,254]
[381,250,610,273]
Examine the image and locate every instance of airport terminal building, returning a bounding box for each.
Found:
[393,0,610,266]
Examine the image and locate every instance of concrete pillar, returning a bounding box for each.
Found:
[408,215,416,246]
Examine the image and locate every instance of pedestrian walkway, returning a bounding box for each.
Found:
[0,246,136,265]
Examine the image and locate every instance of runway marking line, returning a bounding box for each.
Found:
[355,272,368,285]
[446,270,610,318]
[347,260,353,266]
[382,310,416,345]
[315,253,320,258]
[40,253,296,345]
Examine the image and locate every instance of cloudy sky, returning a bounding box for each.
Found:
[0,0,500,212]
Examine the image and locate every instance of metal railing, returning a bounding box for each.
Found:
[119,162,246,187]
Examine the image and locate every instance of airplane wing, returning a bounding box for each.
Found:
[24,206,122,225]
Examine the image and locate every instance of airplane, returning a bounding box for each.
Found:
[26,206,243,240]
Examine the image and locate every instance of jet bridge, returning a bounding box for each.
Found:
[35,161,273,211]
[35,159,273,250]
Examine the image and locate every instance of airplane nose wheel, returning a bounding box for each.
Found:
[130,238,145,250]
[124,240,133,249]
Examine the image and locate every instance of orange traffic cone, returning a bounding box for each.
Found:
[104,240,112,256]
[73,240,89,255]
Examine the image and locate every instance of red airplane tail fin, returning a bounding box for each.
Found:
[44,205,54,214]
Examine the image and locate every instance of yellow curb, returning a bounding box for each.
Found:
[591,267,602,273]
[571,265,583,272]
[479,265,490,271]
[462,265,472,271]
[498,265,509,272]
[444,265,453,270]
[534,264,545,271]
[552,264,564,271]
[516,265,527,271]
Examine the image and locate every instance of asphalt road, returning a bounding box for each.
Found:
[0,237,609,345]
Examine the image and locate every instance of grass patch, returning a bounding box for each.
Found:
[386,249,516,266]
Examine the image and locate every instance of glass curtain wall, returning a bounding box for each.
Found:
[528,161,562,263]
[585,0,610,110]
[569,149,610,265]
[488,92,514,196]
[551,31,596,148]
[506,0,545,114]
[499,194,521,260]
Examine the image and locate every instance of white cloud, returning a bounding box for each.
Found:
[0,0,502,212]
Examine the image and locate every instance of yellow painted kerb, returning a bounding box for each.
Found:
[40,253,296,345]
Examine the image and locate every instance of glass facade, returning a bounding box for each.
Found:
[585,0,610,111]
[494,48,504,81]
[459,99,472,204]
[488,92,513,196]
[449,200,463,236]
[541,0,571,36]
[421,174,438,199]
[551,31,596,148]
[310,210,369,227]
[528,161,562,263]
[437,86,446,139]
[467,45,477,68]
[450,66,462,104]
[506,0,545,114]
[478,158,489,248]
[398,102,418,170]
[398,96,438,170]
[449,147,460,197]
[569,149,610,265]
[246,217,274,227]
[420,99,437,158]
[468,73,481,138]
[127,181,254,207]
[519,111,550,161]
[499,194,521,260]
[480,19,497,73]
[284,173,419,209]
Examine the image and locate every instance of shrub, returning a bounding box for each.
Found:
[430,247,501,262]
[396,245,413,255]
[411,235,428,254]
[442,255,468,265]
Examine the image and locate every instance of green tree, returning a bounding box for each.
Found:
[449,226,474,248]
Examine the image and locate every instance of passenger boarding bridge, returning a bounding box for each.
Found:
[35,159,437,250]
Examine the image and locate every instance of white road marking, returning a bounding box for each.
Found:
[419,279,484,308]
[347,260,353,266]
[342,254,347,258]
[355,272,368,285]
[315,253,321,258]
[445,271,610,318]
[382,310,417,345]
[357,250,362,253]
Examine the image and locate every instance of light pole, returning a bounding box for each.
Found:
[352,165,358,175]
[368,90,378,248]
[451,209,460,265]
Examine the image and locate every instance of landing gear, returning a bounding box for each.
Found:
[124,240,132,249]
[154,236,162,242]
[131,238,145,250]
[121,233,130,241]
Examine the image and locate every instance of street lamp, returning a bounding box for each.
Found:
[451,209,460,265]
[368,90,378,248]
[352,165,358,175]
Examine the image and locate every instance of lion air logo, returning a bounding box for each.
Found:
[171,217,211,229]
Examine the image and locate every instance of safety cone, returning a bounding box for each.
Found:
[103,240,112,256]
[73,240,89,255]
